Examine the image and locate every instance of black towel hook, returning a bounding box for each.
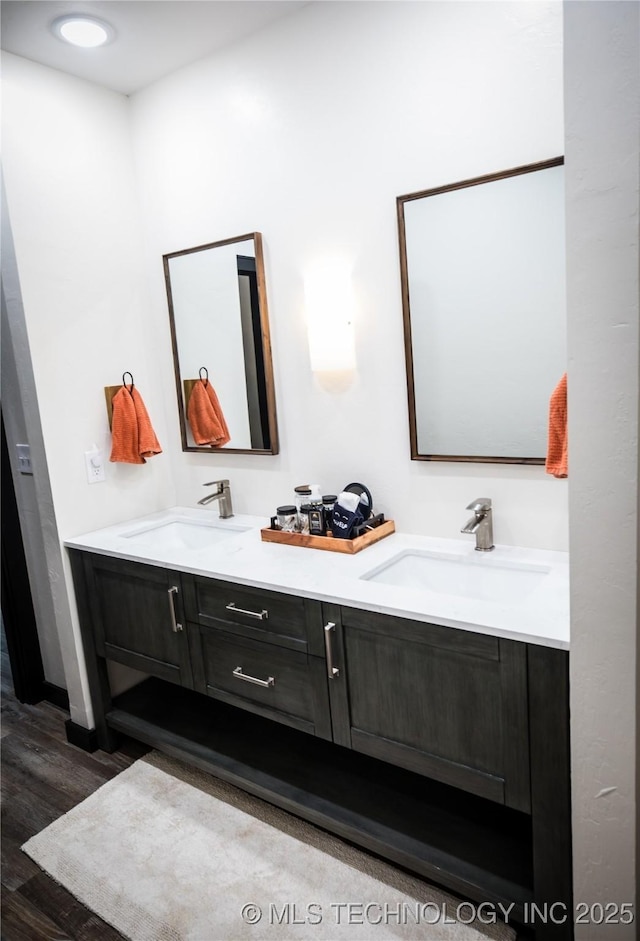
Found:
[199,366,209,386]
[122,372,135,396]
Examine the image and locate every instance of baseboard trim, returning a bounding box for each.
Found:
[65,719,99,753]
[42,681,69,711]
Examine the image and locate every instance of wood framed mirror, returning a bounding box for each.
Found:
[164,232,279,455]
[397,157,566,464]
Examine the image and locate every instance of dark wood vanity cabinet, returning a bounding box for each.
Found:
[69,549,572,940]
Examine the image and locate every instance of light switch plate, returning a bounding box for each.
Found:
[85,448,105,484]
[16,443,32,475]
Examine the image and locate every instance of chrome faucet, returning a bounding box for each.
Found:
[197,479,234,518]
[461,497,494,551]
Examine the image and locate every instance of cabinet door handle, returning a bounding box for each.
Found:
[167,586,183,632]
[324,622,340,679]
[233,666,275,688]
[226,602,269,620]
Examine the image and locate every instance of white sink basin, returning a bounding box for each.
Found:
[121,517,250,552]
[361,548,551,604]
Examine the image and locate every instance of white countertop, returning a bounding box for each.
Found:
[64,506,570,650]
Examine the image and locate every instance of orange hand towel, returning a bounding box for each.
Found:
[110,385,162,464]
[187,379,231,447]
[546,373,568,478]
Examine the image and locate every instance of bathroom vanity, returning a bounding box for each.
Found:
[66,509,572,940]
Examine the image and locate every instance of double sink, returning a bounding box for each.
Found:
[117,509,551,606]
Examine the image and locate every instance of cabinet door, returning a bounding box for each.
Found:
[325,604,530,812]
[81,554,193,688]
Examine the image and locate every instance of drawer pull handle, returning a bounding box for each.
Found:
[167,586,183,633]
[324,622,339,679]
[226,602,269,621]
[233,666,275,688]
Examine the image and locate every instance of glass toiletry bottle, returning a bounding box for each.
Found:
[298,503,312,534]
[294,485,312,510]
[294,486,312,531]
[276,505,298,533]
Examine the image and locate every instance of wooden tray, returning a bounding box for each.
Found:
[260,519,395,554]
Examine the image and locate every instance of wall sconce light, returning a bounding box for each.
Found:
[304,258,356,372]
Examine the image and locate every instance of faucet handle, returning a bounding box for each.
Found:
[465,497,492,513]
[198,479,233,517]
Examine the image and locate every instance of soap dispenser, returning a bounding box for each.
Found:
[308,485,325,535]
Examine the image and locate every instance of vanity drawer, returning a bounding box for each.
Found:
[187,577,318,653]
[190,626,332,739]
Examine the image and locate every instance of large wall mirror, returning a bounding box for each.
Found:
[164,232,279,454]
[397,158,566,463]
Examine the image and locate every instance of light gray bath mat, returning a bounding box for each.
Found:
[22,751,517,941]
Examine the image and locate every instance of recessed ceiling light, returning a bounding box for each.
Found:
[51,14,115,48]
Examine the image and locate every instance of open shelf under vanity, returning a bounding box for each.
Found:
[108,677,534,919]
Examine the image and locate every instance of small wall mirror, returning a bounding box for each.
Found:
[164,233,278,454]
[397,158,566,463]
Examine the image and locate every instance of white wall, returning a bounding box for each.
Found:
[130,0,568,552]
[1,54,176,536]
[564,2,639,936]
[1,53,177,723]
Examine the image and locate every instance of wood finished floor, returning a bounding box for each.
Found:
[1,635,149,940]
